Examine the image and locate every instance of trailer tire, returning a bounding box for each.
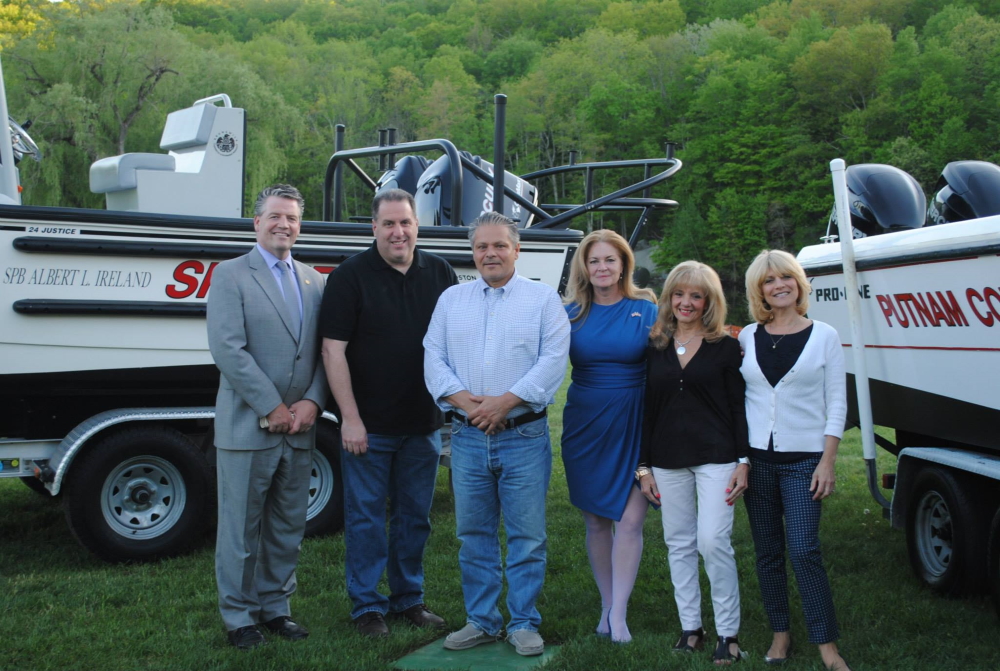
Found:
[988,506,1000,617]
[905,466,984,596]
[304,423,343,537]
[63,426,212,562]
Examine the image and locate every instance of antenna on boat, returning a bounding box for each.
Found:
[0,57,22,205]
[333,124,345,222]
[830,158,890,509]
[493,94,507,215]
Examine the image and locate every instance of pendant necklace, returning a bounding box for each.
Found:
[675,334,697,356]
[767,326,788,350]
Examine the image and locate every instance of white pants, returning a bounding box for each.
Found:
[654,462,741,636]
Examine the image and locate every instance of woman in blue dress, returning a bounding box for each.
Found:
[561,230,657,643]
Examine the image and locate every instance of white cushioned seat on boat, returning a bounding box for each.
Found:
[159,104,218,151]
[90,154,176,194]
[87,94,244,218]
[89,103,220,194]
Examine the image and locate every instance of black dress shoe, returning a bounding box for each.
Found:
[262,615,309,640]
[398,604,447,630]
[355,611,390,638]
[227,625,266,650]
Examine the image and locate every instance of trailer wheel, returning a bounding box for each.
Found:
[304,423,343,537]
[63,426,212,562]
[905,466,984,595]
[988,506,1000,617]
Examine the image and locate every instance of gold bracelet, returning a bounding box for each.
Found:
[634,466,652,481]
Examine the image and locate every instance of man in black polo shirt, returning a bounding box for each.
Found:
[320,188,457,638]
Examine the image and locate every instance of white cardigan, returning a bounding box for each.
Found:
[738,321,847,453]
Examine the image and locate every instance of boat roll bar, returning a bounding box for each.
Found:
[830,158,891,510]
[521,156,681,231]
[323,135,464,223]
[322,98,682,232]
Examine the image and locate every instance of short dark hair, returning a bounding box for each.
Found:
[254,184,305,217]
[468,211,520,245]
[372,188,417,221]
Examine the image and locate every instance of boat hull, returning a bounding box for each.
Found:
[798,216,1000,454]
[0,205,581,438]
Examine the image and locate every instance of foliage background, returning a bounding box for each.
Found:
[4,0,1000,318]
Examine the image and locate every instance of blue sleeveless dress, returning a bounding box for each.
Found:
[561,297,657,520]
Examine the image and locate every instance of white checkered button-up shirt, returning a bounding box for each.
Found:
[423,273,570,417]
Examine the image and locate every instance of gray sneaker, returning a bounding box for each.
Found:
[507,629,545,656]
[443,623,496,650]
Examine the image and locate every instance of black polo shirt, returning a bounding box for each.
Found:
[320,242,457,435]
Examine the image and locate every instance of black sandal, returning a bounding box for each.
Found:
[713,635,748,665]
[672,627,704,652]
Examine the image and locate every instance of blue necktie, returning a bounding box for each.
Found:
[277,261,301,339]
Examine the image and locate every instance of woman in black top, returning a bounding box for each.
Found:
[637,261,751,665]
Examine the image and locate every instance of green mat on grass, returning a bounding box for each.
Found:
[393,638,559,670]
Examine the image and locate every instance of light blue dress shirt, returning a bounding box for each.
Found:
[423,272,571,417]
[256,243,303,328]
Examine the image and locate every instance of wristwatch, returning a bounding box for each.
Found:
[738,457,751,468]
[634,466,652,481]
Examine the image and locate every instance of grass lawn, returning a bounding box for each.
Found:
[2,377,998,671]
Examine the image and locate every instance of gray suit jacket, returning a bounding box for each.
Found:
[207,246,327,450]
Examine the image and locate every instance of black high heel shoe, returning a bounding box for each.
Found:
[713,635,748,665]
[672,627,704,652]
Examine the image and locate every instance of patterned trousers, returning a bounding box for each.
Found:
[743,455,839,644]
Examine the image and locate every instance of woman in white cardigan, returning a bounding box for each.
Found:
[738,250,851,671]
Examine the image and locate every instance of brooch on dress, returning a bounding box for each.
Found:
[630,312,642,317]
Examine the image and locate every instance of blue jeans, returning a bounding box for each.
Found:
[340,431,442,620]
[450,416,551,635]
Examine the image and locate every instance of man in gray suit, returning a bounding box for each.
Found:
[207,184,327,650]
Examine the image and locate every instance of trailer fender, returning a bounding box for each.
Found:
[891,447,1000,528]
[45,408,216,495]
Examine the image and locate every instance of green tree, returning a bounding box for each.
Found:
[703,187,769,321]
[596,0,686,38]
[481,34,542,89]
[8,1,187,205]
[0,0,45,51]
[790,21,895,133]
[417,47,485,152]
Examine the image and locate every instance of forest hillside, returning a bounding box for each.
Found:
[3,0,998,310]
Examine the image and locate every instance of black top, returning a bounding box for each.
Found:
[753,324,814,463]
[641,335,750,469]
[320,243,458,435]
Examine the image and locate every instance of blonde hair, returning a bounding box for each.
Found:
[745,249,812,324]
[649,260,728,349]
[563,229,656,322]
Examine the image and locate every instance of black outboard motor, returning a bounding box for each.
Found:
[927,160,1000,225]
[375,155,430,197]
[832,164,926,238]
[414,151,537,227]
